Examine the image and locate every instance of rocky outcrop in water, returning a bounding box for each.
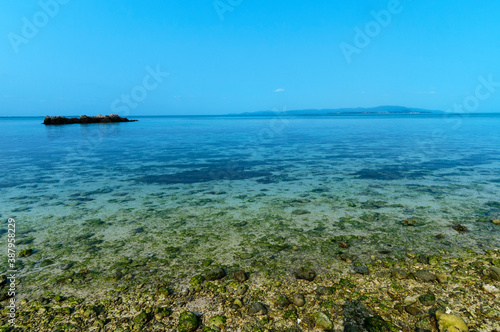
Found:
[43,114,137,125]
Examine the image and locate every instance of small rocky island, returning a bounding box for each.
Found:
[43,114,137,125]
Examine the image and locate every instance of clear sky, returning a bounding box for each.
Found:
[1,0,500,116]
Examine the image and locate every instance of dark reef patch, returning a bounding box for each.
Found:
[135,167,271,184]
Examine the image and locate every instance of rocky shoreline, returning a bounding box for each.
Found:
[43,114,137,125]
[2,248,499,331]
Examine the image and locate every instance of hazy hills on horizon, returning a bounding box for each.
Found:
[232,106,443,116]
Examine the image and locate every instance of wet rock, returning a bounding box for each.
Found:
[418,293,436,306]
[482,284,499,294]
[354,265,369,275]
[248,302,267,316]
[364,315,398,331]
[295,267,316,281]
[153,307,172,320]
[435,310,468,332]
[391,269,409,279]
[405,306,422,316]
[484,266,500,281]
[417,254,429,264]
[43,114,137,125]
[435,233,444,239]
[436,299,449,311]
[235,284,248,296]
[314,311,333,330]
[234,270,247,282]
[274,295,291,308]
[415,318,433,332]
[189,275,205,286]
[133,310,152,325]
[83,305,100,318]
[292,293,306,307]
[435,273,448,284]
[19,249,33,257]
[208,315,226,328]
[452,224,467,233]
[178,311,198,332]
[130,227,144,234]
[428,255,440,265]
[206,268,226,281]
[413,270,437,282]
[40,259,55,267]
[316,286,334,296]
[403,219,417,226]
[403,296,418,306]
[344,324,360,332]
[340,253,358,263]
[60,262,74,271]
[339,241,350,248]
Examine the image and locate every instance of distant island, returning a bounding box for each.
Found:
[43,114,137,125]
[232,106,442,116]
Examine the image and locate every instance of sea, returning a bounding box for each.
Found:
[1,113,499,296]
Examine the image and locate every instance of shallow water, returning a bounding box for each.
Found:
[1,114,500,295]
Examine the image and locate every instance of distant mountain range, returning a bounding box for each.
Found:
[232,106,443,116]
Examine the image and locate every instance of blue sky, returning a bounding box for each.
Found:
[1,0,500,116]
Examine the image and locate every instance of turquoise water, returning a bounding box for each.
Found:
[1,114,500,295]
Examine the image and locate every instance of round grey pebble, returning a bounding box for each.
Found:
[354,265,369,275]
[235,284,248,296]
[292,293,306,307]
[248,302,267,316]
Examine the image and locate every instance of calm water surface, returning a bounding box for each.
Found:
[1,114,499,294]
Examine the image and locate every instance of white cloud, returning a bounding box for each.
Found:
[274,88,285,93]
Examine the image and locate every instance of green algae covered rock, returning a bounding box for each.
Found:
[364,315,399,331]
[178,311,198,332]
[205,268,226,281]
[190,275,205,287]
[418,293,436,306]
[133,310,151,325]
[485,266,500,281]
[435,311,468,332]
[208,315,226,328]
[314,311,333,330]
[18,249,33,257]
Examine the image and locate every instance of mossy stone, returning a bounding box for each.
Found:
[364,315,399,331]
[418,293,436,306]
[274,295,291,308]
[19,249,33,257]
[190,275,205,287]
[133,311,151,325]
[284,308,298,320]
[208,315,226,328]
[314,311,333,330]
[154,307,172,320]
[295,267,316,281]
[83,305,99,318]
[40,259,55,267]
[178,311,198,332]
[205,268,226,281]
[435,311,468,332]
